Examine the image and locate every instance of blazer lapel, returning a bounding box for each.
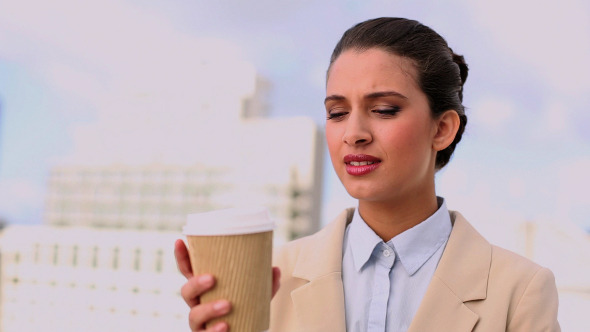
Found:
[289,208,353,332]
[407,276,479,332]
[408,211,491,332]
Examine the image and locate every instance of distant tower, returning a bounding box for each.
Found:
[0,98,3,173]
[0,98,5,228]
[241,76,271,119]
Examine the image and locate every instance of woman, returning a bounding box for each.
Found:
[174,17,560,332]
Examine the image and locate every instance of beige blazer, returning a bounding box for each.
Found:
[270,208,560,332]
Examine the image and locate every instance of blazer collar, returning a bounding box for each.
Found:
[290,208,353,332]
[292,208,353,281]
[288,209,491,332]
[408,211,492,332]
[435,211,491,301]
[291,209,490,298]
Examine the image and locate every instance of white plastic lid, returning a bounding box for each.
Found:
[183,207,274,236]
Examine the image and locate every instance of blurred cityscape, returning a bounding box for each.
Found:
[0,48,588,329]
[0,0,589,330]
[0,56,325,331]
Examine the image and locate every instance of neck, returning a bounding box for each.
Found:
[357,192,439,242]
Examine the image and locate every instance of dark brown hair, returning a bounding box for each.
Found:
[329,17,468,169]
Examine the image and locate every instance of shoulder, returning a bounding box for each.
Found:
[449,210,545,271]
[490,244,546,280]
[273,207,354,272]
[448,211,559,331]
[488,243,559,327]
[272,236,309,278]
[486,245,560,331]
[450,210,555,288]
[487,243,556,304]
[270,208,353,332]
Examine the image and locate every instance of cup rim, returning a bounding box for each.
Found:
[183,207,274,236]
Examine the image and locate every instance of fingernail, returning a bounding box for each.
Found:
[213,300,230,313]
[214,322,227,332]
[198,274,213,286]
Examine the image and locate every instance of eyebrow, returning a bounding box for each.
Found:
[324,94,346,104]
[366,91,408,100]
[324,90,408,104]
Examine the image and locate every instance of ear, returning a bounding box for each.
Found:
[432,110,460,151]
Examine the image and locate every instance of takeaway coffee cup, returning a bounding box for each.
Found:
[183,207,274,332]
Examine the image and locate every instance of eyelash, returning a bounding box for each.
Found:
[326,111,347,120]
[373,106,401,116]
[326,106,401,120]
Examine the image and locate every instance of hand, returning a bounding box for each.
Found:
[174,239,281,332]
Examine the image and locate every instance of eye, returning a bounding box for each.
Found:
[372,106,401,117]
[326,108,348,121]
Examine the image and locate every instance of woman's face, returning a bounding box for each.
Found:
[325,48,438,204]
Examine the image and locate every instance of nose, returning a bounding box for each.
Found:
[342,112,372,146]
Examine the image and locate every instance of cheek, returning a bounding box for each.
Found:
[380,122,432,162]
[325,124,340,151]
[325,126,341,163]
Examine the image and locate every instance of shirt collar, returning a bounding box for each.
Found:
[346,208,383,272]
[346,197,452,275]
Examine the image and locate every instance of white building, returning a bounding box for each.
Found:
[0,41,326,331]
[44,115,324,244]
[43,43,325,243]
[3,113,325,331]
[0,225,187,332]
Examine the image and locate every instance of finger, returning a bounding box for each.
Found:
[203,322,229,332]
[271,266,281,298]
[181,274,215,307]
[188,300,231,331]
[174,239,193,279]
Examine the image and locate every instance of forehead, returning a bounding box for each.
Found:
[326,48,419,95]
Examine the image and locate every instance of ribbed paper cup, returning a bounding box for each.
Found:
[183,207,274,332]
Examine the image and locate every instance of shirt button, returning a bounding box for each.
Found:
[383,249,391,257]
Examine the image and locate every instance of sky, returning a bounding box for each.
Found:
[0,0,589,242]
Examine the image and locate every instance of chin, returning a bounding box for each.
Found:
[344,185,385,202]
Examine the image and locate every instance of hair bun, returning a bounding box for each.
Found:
[450,49,468,86]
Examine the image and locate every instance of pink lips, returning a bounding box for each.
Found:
[344,154,381,176]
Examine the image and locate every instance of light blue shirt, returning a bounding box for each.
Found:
[342,197,452,332]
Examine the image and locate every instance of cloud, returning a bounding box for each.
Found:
[470,97,516,132]
[0,0,255,103]
[465,0,590,95]
[44,62,107,102]
[538,100,573,135]
[528,99,583,143]
[0,178,44,224]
